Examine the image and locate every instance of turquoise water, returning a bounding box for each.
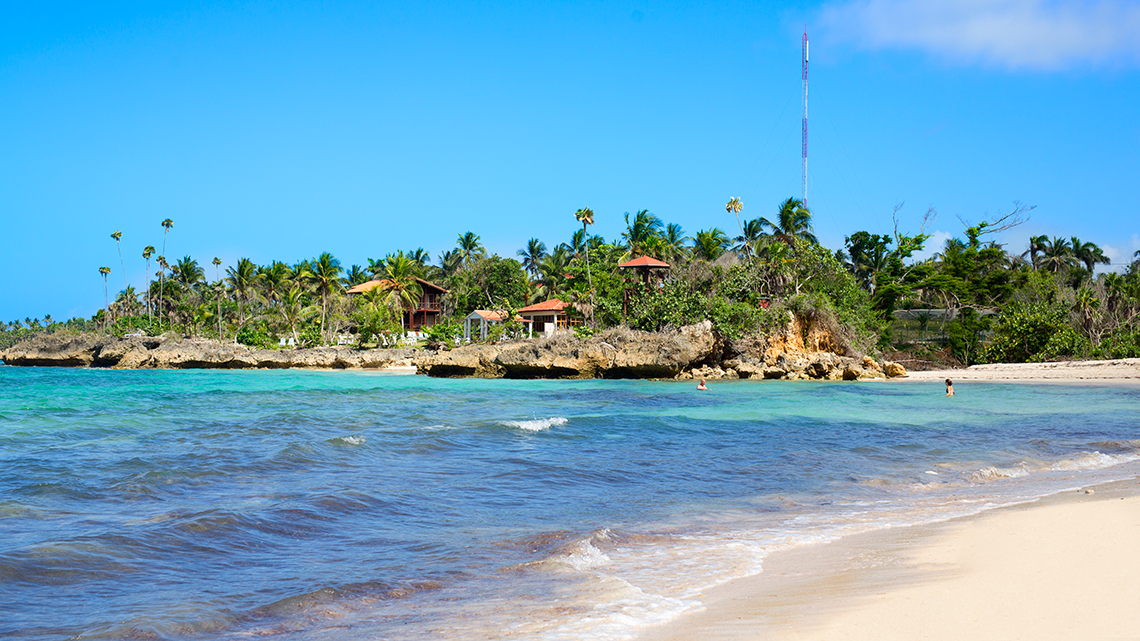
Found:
[1,367,1138,640]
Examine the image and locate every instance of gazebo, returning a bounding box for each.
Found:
[462,310,532,342]
[618,256,671,314]
[618,255,671,283]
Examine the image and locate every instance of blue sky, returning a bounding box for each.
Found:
[2,0,1138,322]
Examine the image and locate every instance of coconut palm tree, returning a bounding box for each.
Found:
[142,245,156,319]
[759,198,817,246]
[99,267,111,316]
[111,231,128,293]
[538,245,572,295]
[456,232,485,268]
[1021,234,1048,270]
[175,256,204,288]
[1039,236,1076,273]
[159,218,173,313]
[226,258,260,326]
[406,248,432,268]
[622,210,664,256]
[1070,237,1110,274]
[279,286,312,346]
[517,238,547,280]
[574,207,595,289]
[437,249,464,277]
[345,264,370,287]
[212,257,223,337]
[376,252,424,330]
[726,197,744,250]
[692,228,730,261]
[303,252,344,342]
[733,219,765,258]
[662,223,688,262]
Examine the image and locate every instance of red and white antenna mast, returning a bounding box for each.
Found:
[801,29,808,207]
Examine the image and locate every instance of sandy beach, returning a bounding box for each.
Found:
[638,475,1140,641]
[897,357,1140,383]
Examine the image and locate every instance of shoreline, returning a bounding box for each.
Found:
[895,357,1140,384]
[637,474,1140,641]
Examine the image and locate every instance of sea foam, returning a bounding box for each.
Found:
[500,417,568,432]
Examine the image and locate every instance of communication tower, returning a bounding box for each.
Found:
[802,29,808,207]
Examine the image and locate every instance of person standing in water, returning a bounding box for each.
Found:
[945,379,954,397]
[697,378,707,391]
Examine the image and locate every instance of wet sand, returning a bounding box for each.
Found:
[637,477,1140,641]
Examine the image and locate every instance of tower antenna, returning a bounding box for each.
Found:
[802,28,808,207]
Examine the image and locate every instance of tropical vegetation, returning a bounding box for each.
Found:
[4,199,1140,366]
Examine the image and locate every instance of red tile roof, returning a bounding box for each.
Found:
[618,256,670,268]
[517,298,568,313]
[346,277,449,295]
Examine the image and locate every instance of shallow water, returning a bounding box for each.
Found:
[1,367,1138,640]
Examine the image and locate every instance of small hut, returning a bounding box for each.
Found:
[462,310,531,342]
[518,298,575,337]
[618,256,671,313]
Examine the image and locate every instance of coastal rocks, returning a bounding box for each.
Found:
[883,361,908,377]
[0,333,415,370]
[416,321,720,379]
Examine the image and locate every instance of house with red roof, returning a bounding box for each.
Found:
[346,277,448,331]
[517,298,576,336]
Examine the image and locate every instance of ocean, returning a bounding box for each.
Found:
[1,366,1138,640]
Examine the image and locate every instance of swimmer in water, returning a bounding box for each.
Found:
[697,378,707,391]
[945,378,954,397]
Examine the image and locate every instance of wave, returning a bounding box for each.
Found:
[500,416,568,432]
[330,435,366,446]
[970,446,1140,482]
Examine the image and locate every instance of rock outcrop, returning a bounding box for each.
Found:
[0,334,415,370]
[1,321,908,381]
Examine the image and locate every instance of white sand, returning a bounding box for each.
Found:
[637,479,1140,641]
[898,358,1140,383]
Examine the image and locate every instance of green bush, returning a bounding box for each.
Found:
[236,322,277,349]
[980,301,1085,363]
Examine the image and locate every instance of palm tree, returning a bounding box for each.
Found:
[159,218,173,314]
[517,238,547,280]
[175,256,204,288]
[99,266,111,316]
[662,223,688,262]
[437,249,464,277]
[345,264,370,286]
[303,252,344,342]
[406,248,432,268]
[760,197,818,246]
[456,232,485,268]
[1070,237,1109,274]
[376,252,424,330]
[279,286,311,346]
[111,231,128,293]
[622,210,664,256]
[226,258,260,326]
[692,228,730,261]
[1039,236,1076,273]
[538,245,572,295]
[733,219,765,258]
[726,197,743,250]
[574,207,595,289]
[1022,234,1048,270]
[212,257,223,337]
[142,245,156,320]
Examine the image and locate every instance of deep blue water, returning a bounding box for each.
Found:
[1,367,1138,640]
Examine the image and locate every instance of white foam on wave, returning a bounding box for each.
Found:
[500,417,568,432]
[332,435,367,446]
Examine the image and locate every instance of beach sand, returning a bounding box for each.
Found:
[637,477,1140,641]
[896,357,1140,383]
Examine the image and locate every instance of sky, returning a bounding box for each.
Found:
[2,0,1138,322]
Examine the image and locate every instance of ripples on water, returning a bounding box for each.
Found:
[1,367,1138,640]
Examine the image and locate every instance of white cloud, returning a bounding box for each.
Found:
[818,0,1140,70]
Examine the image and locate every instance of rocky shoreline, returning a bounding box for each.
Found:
[0,320,908,381]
